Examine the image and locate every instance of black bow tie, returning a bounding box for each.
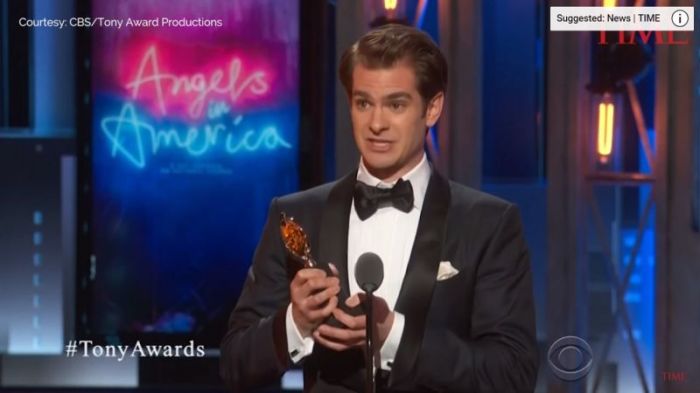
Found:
[353,179,414,220]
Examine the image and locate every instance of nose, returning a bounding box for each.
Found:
[369,106,388,134]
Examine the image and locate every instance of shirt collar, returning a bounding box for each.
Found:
[356,153,431,210]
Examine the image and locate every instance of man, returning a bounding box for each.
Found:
[220,24,538,392]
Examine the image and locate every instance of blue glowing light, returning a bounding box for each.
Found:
[100,102,292,168]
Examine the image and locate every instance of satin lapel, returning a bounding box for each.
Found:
[317,171,357,300]
[390,170,451,385]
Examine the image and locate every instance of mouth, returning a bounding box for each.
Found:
[366,138,393,152]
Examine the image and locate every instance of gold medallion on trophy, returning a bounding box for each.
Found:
[279,212,316,268]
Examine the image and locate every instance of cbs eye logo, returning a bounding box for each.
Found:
[547,336,594,381]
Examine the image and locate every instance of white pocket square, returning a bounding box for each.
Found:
[436,261,459,281]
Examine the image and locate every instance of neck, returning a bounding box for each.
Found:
[362,154,424,183]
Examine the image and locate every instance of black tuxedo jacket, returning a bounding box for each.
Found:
[220,170,538,392]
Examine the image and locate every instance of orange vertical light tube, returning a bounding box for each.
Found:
[384,0,398,11]
[597,102,615,160]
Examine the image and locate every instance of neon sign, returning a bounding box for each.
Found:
[125,45,270,120]
[100,44,290,168]
[101,102,291,168]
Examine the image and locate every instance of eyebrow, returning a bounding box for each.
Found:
[352,91,413,101]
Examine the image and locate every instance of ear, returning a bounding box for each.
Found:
[425,92,444,128]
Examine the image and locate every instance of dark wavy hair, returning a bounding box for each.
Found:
[339,24,448,111]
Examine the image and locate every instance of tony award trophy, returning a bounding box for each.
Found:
[279,212,317,268]
[280,212,357,327]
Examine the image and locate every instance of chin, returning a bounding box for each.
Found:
[362,153,395,170]
[362,159,402,178]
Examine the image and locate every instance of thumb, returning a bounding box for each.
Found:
[345,293,363,308]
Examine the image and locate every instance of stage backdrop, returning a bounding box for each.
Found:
[87,0,299,346]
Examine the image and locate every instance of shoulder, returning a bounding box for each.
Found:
[268,178,347,235]
[448,181,514,213]
[445,180,522,230]
[444,181,525,246]
[275,179,340,210]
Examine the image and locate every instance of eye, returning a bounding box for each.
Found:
[355,99,370,110]
[389,101,406,111]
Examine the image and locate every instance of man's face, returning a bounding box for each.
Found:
[350,62,443,181]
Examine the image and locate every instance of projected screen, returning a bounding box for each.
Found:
[88,0,299,345]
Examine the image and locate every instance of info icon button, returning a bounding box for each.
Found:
[672,9,690,28]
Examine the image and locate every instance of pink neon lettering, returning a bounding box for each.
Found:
[125,46,269,119]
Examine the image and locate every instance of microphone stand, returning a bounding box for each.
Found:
[364,286,376,393]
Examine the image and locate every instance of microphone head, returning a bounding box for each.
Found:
[355,252,384,292]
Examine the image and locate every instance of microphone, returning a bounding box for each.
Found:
[355,252,384,293]
[354,252,384,393]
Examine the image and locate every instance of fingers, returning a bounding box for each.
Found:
[312,302,367,352]
[306,293,338,321]
[291,269,339,299]
[313,330,352,351]
[328,262,339,277]
[295,276,339,303]
[311,292,395,353]
[345,293,390,318]
[332,307,366,330]
[290,268,340,336]
[291,268,327,291]
[317,323,366,341]
[313,326,365,351]
[305,284,341,309]
[296,268,327,279]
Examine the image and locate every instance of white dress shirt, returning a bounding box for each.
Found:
[285,154,431,371]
